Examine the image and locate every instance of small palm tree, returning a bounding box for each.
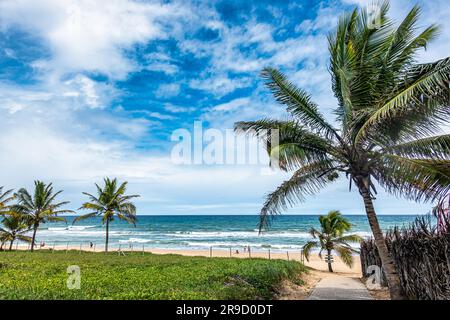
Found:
[0,212,32,251]
[235,1,449,299]
[0,186,15,215]
[14,181,73,251]
[74,178,139,252]
[302,211,361,272]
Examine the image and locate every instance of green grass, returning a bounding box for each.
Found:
[0,250,306,300]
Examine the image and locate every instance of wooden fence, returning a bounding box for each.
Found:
[360,216,450,300]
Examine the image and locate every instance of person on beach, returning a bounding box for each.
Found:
[90,242,93,248]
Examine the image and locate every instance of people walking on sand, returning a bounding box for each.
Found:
[90,242,93,249]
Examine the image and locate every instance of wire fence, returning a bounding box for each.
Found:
[9,241,306,263]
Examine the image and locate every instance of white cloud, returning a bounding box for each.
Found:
[63,75,114,109]
[144,52,180,75]
[155,83,181,98]
[190,75,252,97]
[140,111,176,120]
[0,0,184,80]
[212,97,251,112]
[164,103,196,113]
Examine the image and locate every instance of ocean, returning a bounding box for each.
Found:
[30,215,425,252]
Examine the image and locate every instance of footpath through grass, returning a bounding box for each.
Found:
[0,250,306,299]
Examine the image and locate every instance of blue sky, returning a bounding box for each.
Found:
[0,0,449,215]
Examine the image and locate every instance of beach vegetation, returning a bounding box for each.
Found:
[0,186,15,215]
[74,178,140,253]
[0,250,306,300]
[301,211,361,272]
[13,181,73,251]
[0,212,32,251]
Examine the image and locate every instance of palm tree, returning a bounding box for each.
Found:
[14,181,73,251]
[235,1,449,300]
[0,212,32,251]
[302,211,361,272]
[74,178,139,252]
[0,186,15,215]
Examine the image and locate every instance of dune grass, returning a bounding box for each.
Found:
[0,250,306,299]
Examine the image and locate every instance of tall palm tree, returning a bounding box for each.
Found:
[14,181,73,251]
[302,211,361,272]
[235,1,449,300]
[74,178,139,253]
[0,186,15,215]
[0,212,32,251]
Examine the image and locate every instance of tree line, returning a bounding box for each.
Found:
[0,178,139,252]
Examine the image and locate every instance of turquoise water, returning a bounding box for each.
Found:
[28,215,424,252]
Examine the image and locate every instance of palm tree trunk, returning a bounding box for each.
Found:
[30,224,38,252]
[105,218,109,253]
[9,240,14,251]
[360,186,405,300]
[327,249,333,272]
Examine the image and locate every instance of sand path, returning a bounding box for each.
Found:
[307,273,373,300]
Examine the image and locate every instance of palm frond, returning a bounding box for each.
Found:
[335,234,362,243]
[16,235,33,243]
[356,57,450,143]
[334,244,356,268]
[373,155,450,202]
[72,212,98,224]
[301,241,319,262]
[260,67,340,140]
[382,134,450,159]
[258,161,337,231]
[235,119,334,170]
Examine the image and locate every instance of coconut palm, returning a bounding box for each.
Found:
[0,212,32,251]
[0,186,15,215]
[74,178,139,252]
[302,211,361,272]
[14,181,73,251]
[235,1,449,299]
